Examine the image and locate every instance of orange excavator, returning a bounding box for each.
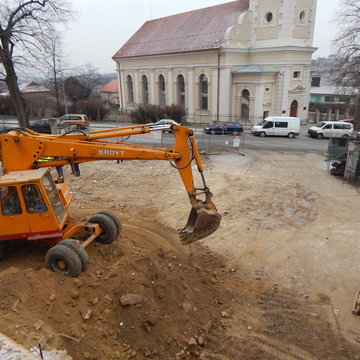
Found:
[0,122,220,276]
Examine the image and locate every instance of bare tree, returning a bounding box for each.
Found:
[333,0,360,131]
[75,63,102,95]
[0,0,72,127]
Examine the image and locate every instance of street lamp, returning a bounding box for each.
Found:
[58,59,68,113]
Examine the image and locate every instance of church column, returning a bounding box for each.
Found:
[254,83,265,121]
[219,68,231,120]
[117,65,124,110]
[134,71,140,104]
[167,69,173,105]
[212,68,218,121]
[150,71,155,104]
[187,69,194,120]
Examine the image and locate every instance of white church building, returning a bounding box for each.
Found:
[112,0,317,125]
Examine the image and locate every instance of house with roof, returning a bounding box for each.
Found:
[99,79,119,105]
[112,0,317,125]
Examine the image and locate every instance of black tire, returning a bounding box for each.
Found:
[288,132,295,138]
[0,242,5,260]
[58,239,89,270]
[45,244,82,277]
[342,134,349,138]
[210,130,216,135]
[259,132,266,137]
[97,210,122,236]
[88,213,117,244]
[317,133,323,139]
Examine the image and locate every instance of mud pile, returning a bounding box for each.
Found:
[0,211,237,360]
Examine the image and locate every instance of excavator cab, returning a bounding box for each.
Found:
[0,168,68,242]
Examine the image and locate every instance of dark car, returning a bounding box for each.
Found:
[29,118,60,134]
[204,122,244,135]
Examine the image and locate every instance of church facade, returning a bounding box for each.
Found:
[112,0,317,125]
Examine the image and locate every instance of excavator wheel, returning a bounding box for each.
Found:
[58,239,89,271]
[0,242,5,260]
[88,213,117,244]
[97,210,122,237]
[45,244,82,277]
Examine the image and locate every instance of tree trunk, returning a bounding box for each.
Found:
[4,64,29,128]
[354,93,360,133]
[0,42,29,128]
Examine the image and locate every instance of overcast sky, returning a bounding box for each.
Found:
[63,0,341,73]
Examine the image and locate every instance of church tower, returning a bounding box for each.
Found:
[249,0,317,49]
[241,0,318,119]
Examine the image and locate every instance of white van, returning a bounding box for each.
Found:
[252,116,300,138]
[307,121,353,139]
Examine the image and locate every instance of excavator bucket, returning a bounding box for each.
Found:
[179,205,221,245]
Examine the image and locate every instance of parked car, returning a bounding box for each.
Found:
[29,118,60,134]
[204,122,243,135]
[307,121,353,139]
[58,114,89,129]
[148,119,180,133]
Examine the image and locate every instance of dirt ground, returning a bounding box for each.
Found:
[1,149,360,359]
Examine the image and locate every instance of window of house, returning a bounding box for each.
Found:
[177,74,185,108]
[338,96,350,104]
[127,75,134,103]
[241,89,250,120]
[265,87,271,92]
[141,75,149,105]
[158,75,166,105]
[199,74,208,111]
[325,96,334,102]
[299,11,306,24]
[265,12,273,23]
[293,71,301,79]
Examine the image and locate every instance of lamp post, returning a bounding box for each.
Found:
[58,59,68,114]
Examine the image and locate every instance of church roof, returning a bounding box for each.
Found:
[113,1,249,59]
[233,65,279,73]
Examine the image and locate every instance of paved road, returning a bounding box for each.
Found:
[0,119,328,153]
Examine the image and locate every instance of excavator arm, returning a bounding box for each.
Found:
[0,123,220,244]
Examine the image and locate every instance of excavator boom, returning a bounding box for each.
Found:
[0,123,220,243]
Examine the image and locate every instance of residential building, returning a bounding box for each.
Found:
[112,0,317,125]
[99,79,119,105]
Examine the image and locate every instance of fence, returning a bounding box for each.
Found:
[0,116,248,155]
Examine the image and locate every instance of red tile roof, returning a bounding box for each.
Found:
[113,1,249,59]
[99,79,119,93]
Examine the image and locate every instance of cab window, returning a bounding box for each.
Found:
[22,184,47,213]
[323,124,332,129]
[263,121,274,129]
[0,186,22,216]
[42,172,65,223]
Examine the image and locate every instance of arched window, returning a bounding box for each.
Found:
[158,75,166,105]
[241,89,250,120]
[126,75,134,103]
[141,75,149,105]
[199,74,208,110]
[177,74,185,108]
